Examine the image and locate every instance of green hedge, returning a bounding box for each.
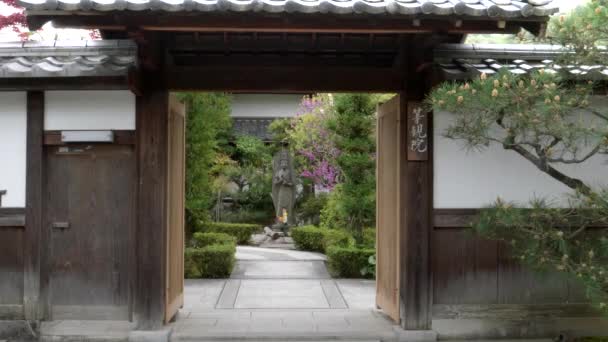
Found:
[362,227,376,248]
[291,226,354,253]
[199,222,262,245]
[185,232,237,278]
[192,231,236,247]
[326,246,376,278]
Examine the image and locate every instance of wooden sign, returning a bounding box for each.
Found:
[407,102,429,161]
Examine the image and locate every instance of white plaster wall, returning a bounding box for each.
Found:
[0,92,27,207]
[45,91,135,130]
[434,110,607,208]
[231,94,302,118]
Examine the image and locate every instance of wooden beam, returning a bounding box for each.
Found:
[134,81,168,329]
[24,91,44,321]
[0,77,129,91]
[166,66,405,92]
[37,13,533,34]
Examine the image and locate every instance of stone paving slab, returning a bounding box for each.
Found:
[234,280,330,309]
[231,261,330,279]
[236,246,326,261]
[335,279,376,310]
[171,309,395,342]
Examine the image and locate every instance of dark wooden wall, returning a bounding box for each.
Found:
[431,210,594,319]
[0,209,25,320]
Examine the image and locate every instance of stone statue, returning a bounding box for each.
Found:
[271,148,296,226]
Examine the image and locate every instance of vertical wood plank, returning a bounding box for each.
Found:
[375,96,401,323]
[24,91,44,320]
[135,88,169,329]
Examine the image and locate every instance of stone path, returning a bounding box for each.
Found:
[171,246,397,341]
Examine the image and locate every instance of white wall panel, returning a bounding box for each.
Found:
[434,110,607,208]
[0,92,27,207]
[45,90,135,130]
[231,94,302,118]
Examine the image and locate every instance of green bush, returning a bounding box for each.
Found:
[199,222,262,245]
[220,209,274,226]
[192,232,236,248]
[185,244,236,278]
[362,227,376,248]
[185,231,237,279]
[291,226,326,252]
[326,246,376,278]
[291,226,354,253]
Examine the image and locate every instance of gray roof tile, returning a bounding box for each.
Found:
[18,0,558,17]
[435,43,608,80]
[0,40,136,78]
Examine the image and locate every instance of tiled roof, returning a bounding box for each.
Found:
[18,0,557,18]
[0,40,136,78]
[2,41,605,80]
[435,43,608,80]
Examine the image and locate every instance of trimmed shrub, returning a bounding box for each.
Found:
[291,226,325,252]
[192,232,236,248]
[199,222,262,245]
[291,226,354,253]
[185,244,236,278]
[324,229,355,251]
[326,246,376,279]
[362,227,376,248]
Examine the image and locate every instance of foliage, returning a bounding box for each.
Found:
[197,222,263,245]
[360,254,376,278]
[0,0,27,39]
[297,193,329,225]
[472,191,608,314]
[184,244,236,278]
[362,227,376,248]
[427,70,607,194]
[549,0,608,66]
[326,246,376,279]
[179,92,232,234]
[217,135,275,219]
[185,231,236,278]
[290,225,354,253]
[219,209,274,226]
[327,94,377,242]
[192,232,236,248]
[282,94,341,191]
[319,184,349,230]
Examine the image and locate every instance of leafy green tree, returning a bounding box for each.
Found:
[427,1,608,314]
[179,92,232,234]
[326,94,377,243]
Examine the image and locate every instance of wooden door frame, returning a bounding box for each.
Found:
[129,33,436,330]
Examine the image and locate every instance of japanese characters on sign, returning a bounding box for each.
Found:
[407,102,428,161]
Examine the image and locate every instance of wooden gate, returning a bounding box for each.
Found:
[165,94,186,323]
[45,144,135,320]
[376,95,402,323]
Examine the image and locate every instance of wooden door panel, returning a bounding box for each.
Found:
[376,96,401,323]
[46,145,135,320]
[165,94,186,323]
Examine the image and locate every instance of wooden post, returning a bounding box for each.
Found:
[134,87,169,329]
[24,91,44,320]
[398,95,433,330]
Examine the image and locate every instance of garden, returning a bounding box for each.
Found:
[181,92,390,280]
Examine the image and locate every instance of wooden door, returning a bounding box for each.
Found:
[376,96,402,323]
[46,144,135,320]
[165,94,186,323]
